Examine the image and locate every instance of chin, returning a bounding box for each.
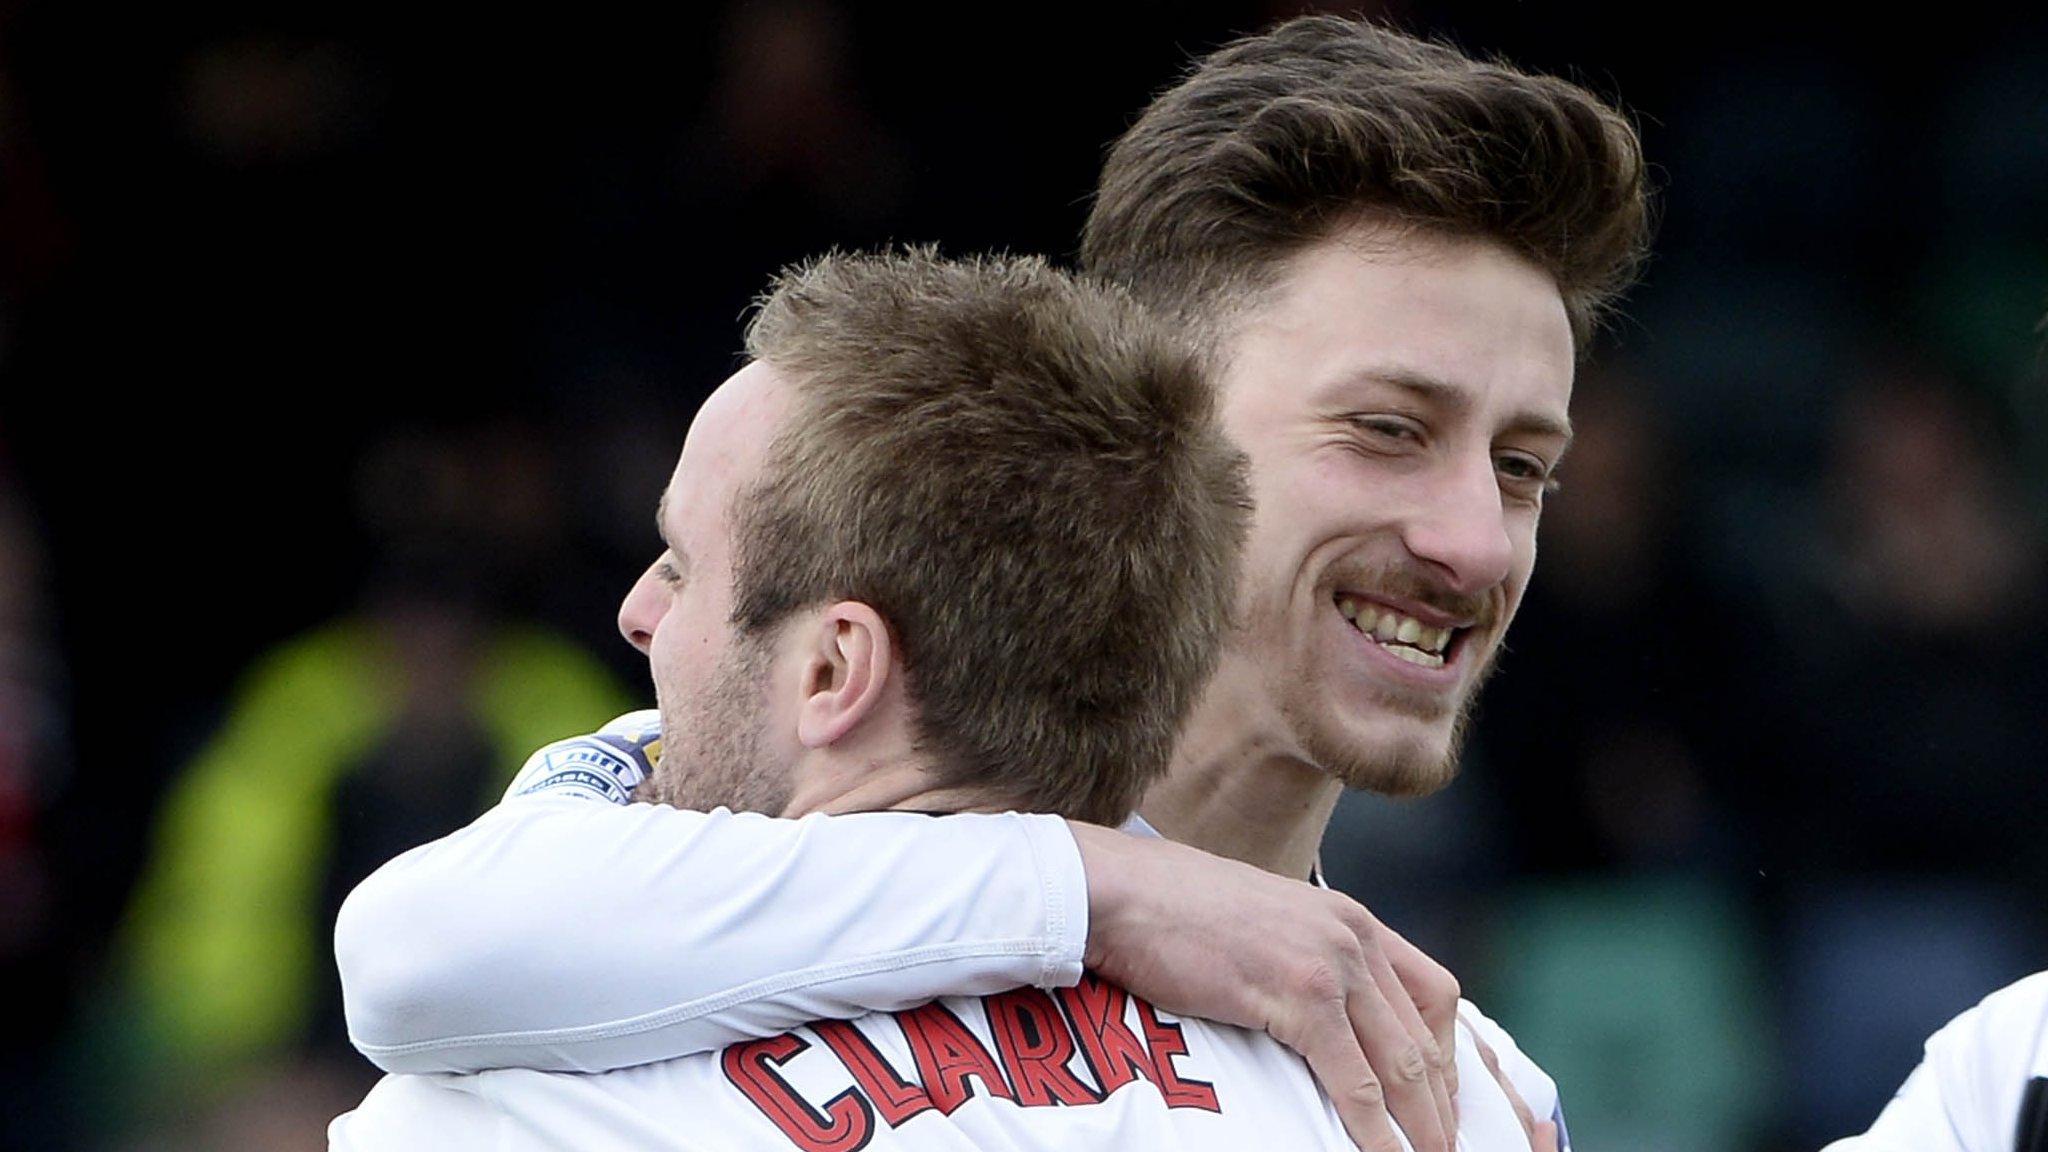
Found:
[1307,716,1464,798]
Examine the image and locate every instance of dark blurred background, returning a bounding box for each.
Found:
[2,1,2045,1149]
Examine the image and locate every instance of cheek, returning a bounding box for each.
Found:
[1269,455,1376,539]
[655,591,740,673]
[1235,551,1292,619]
[1504,524,1541,607]
[657,604,709,657]
[1514,506,1543,570]
[645,624,686,690]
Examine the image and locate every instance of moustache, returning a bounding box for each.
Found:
[1324,561,1499,631]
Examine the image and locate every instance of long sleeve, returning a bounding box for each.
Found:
[336,798,1089,1074]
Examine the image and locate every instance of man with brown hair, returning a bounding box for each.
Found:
[1076,11,1643,809]
[337,15,1649,1152]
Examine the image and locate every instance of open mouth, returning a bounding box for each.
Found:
[1335,592,1460,669]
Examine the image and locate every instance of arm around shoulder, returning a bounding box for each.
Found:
[336,800,1089,1073]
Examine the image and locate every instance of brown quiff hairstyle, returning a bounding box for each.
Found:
[733,249,1250,826]
[1081,15,1651,349]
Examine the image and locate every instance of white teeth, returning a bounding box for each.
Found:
[1337,592,1464,657]
[1385,645,1445,668]
[1338,595,1459,657]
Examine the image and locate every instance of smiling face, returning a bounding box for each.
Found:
[1214,221,1576,795]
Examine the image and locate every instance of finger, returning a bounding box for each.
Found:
[1344,979,1451,1152]
[1288,997,1408,1152]
[1471,1028,1541,1147]
[1357,938,1454,1149]
[1377,923,1460,1104]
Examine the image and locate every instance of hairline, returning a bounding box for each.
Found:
[1184,211,1579,375]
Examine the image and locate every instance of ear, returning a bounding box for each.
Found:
[795,601,896,749]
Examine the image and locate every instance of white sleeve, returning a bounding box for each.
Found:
[1458,1000,1572,1151]
[1822,1061,1974,1152]
[1826,970,2048,1152]
[336,798,1089,1074]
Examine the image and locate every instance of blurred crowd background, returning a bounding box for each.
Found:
[2,1,2046,1149]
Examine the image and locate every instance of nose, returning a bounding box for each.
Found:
[617,564,665,654]
[1402,453,1516,596]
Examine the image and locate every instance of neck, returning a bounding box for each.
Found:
[781,753,1010,819]
[1139,656,1342,880]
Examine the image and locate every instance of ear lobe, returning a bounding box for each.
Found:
[796,602,894,749]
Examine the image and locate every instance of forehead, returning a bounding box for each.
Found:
[1222,223,1575,423]
[661,360,795,545]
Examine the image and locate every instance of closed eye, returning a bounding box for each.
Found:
[1346,414,1426,446]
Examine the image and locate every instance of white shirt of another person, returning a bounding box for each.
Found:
[1823,971,2048,1152]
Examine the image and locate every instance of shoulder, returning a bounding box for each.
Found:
[1456,998,1559,1121]
[1920,971,2048,1126]
[331,1074,503,1150]
[1847,970,2048,1152]
[1943,971,2048,1067]
[1457,997,1581,1149]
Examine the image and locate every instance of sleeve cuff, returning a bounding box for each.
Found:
[1015,813,1088,988]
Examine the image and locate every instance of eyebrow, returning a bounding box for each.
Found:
[1357,368,1575,443]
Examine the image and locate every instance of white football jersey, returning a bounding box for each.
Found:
[1822,971,2048,1152]
[331,719,1565,1149]
[332,983,1550,1151]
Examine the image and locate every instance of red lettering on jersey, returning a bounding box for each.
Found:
[1056,974,1161,1095]
[722,1033,876,1152]
[1134,1000,1222,1112]
[897,1002,1016,1115]
[985,988,1101,1107]
[813,1019,935,1127]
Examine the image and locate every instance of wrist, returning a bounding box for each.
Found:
[1066,820,1147,972]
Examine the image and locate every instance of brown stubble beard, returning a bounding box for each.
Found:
[1307,556,1510,797]
[631,630,794,816]
[1299,645,1503,798]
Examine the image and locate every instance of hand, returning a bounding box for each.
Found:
[1069,823,1459,1152]
[501,710,664,804]
[1471,1027,1558,1152]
